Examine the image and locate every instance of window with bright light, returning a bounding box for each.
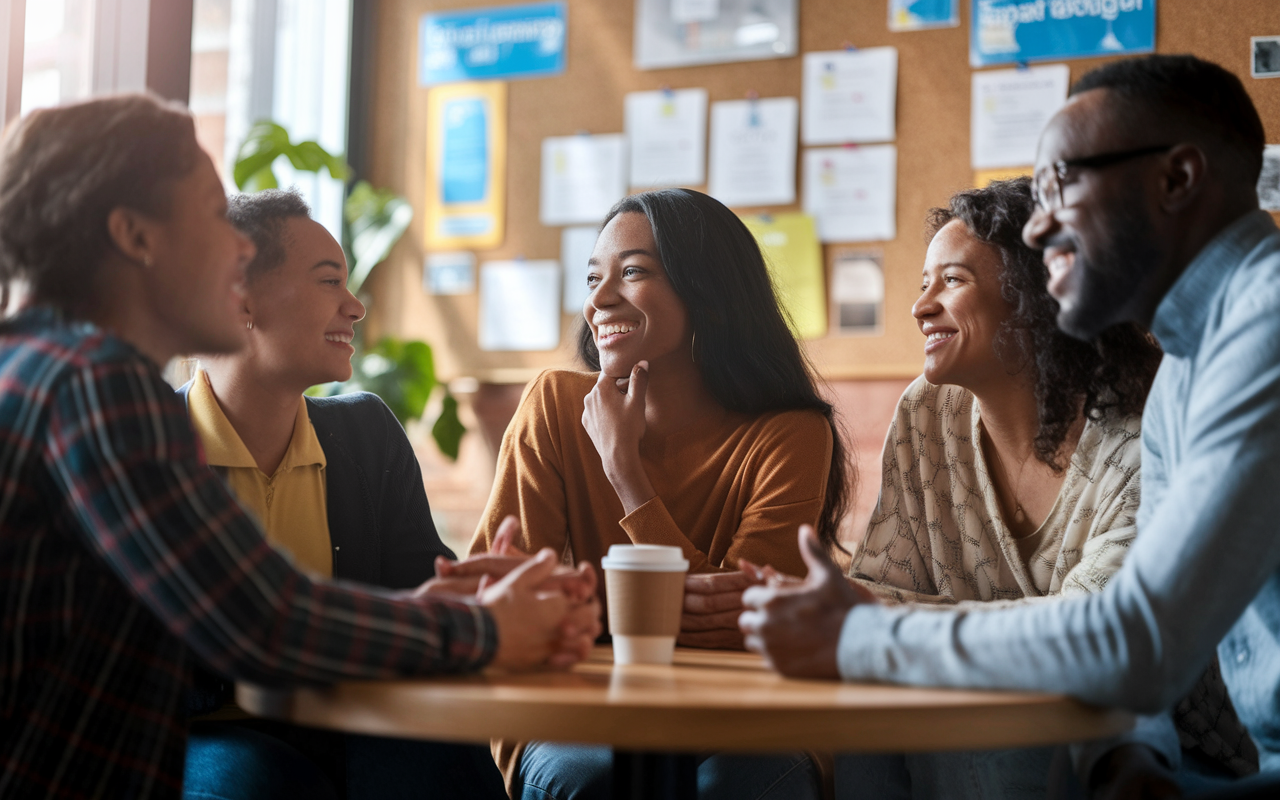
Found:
[20,0,94,115]
[188,0,351,239]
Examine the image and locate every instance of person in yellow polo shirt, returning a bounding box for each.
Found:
[180,189,506,800]
[186,372,333,577]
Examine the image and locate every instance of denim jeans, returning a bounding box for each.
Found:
[1178,748,1280,799]
[183,720,506,800]
[834,746,1056,800]
[516,741,820,800]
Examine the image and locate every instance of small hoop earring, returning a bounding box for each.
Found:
[691,331,697,364]
[246,320,253,330]
[141,254,152,268]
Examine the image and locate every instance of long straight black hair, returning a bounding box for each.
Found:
[577,188,852,554]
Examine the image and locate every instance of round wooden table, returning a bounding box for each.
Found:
[238,646,1133,798]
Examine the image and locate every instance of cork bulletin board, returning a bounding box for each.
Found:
[365,0,1280,384]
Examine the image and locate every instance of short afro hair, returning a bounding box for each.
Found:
[1071,54,1265,186]
[226,189,312,282]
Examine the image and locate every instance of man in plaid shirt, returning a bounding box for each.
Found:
[0,97,599,798]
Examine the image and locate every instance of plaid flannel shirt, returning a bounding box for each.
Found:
[0,308,497,799]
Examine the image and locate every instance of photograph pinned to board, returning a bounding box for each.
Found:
[1258,145,1280,212]
[625,87,708,189]
[830,250,885,336]
[479,260,561,351]
[540,133,628,226]
[888,0,958,32]
[424,251,476,295]
[1253,36,1280,79]
[418,2,566,85]
[802,47,897,145]
[970,0,1156,68]
[802,145,897,243]
[708,95,798,208]
[634,0,797,70]
[561,226,600,313]
[970,64,1069,169]
[424,82,506,250]
[740,212,826,339]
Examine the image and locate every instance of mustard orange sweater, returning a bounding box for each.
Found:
[470,369,833,795]
[469,369,832,581]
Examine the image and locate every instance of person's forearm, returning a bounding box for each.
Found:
[601,451,657,515]
[836,582,1159,707]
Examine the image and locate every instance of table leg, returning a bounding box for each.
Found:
[611,750,697,800]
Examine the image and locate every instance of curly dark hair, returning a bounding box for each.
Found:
[577,189,852,555]
[927,177,1162,471]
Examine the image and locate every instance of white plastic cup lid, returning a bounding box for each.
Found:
[600,544,690,572]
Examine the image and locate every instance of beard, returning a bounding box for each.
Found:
[1052,200,1162,341]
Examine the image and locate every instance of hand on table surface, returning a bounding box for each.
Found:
[480,549,602,671]
[738,526,876,679]
[1088,745,1181,800]
[404,516,602,670]
[582,361,657,514]
[679,568,767,650]
[412,516,596,604]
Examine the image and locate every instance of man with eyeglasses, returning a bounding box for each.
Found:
[741,54,1280,797]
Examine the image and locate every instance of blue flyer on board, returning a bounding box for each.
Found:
[419,2,566,85]
[889,0,959,32]
[970,0,1155,67]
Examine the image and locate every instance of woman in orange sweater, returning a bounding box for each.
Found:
[469,188,850,800]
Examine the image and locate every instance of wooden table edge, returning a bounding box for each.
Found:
[237,678,1133,753]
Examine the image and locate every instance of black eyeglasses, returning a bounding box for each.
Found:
[1031,144,1177,211]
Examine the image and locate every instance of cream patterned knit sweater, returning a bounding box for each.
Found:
[850,376,1257,775]
[851,376,1140,604]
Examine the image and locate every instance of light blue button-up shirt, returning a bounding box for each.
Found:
[838,210,1280,769]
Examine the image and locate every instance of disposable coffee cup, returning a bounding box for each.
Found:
[600,544,689,665]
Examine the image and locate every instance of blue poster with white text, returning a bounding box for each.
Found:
[419,2,566,85]
[889,0,959,32]
[970,0,1155,68]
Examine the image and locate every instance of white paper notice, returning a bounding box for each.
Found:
[802,48,897,145]
[971,65,1069,169]
[708,96,798,208]
[479,260,561,351]
[671,0,718,23]
[561,226,600,313]
[423,251,476,295]
[625,88,707,189]
[540,134,628,226]
[802,145,897,243]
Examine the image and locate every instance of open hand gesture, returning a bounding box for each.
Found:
[739,526,876,679]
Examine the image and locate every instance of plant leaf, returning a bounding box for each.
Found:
[232,121,291,190]
[288,140,351,181]
[232,119,349,191]
[345,180,413,295]
[431,391,465,461]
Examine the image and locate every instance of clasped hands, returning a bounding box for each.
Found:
[404,516,602,672]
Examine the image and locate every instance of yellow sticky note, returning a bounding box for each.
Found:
[742,213,827,340]
[973,166,1032,188]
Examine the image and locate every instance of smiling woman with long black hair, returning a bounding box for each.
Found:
[469,188,851,799]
